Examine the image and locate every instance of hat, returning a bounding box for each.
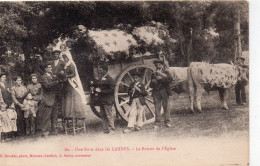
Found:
[0,72,7,78]
[31,73,38,78]
[52,50,61,54]
[153,59,164,64]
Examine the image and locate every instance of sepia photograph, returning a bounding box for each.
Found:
[0,1,250,166]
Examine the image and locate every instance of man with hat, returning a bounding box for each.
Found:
[94,65,115,134]
[49,49,66,127]
[150,59,173,129]
[235,56,248,105]
[123,72,148,133]
[50,50,65,77]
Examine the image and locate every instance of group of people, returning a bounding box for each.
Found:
[0,39,248,139]
[0,40,86,141]
[92,56,248,134]
[91,59,174,134]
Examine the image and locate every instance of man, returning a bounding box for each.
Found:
[235,56,248,105]
[94,66,115,134]
[150,59,173,128]
[50,50,65,77]
[50,50,65,121]
[37,63,61,136]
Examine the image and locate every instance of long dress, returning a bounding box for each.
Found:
[61,63,86,119]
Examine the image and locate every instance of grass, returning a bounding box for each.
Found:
[3,86,249,143]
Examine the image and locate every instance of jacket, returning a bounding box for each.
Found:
[50,59,66,76]
[150,69,173,95]
[128,82,147,105]
[27,83,42,102]
[40,73,60,106]
[96,74,115,105]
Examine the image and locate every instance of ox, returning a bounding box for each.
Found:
[187,62,248,113]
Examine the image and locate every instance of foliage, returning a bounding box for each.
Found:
[0,1,248,70]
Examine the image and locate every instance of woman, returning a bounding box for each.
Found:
[0,73,13,107]
[61,53,86,119]
[11,76,28,136]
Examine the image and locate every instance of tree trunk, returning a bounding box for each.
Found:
[234,7,242,63]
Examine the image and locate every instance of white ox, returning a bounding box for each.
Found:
[187,62,248,113]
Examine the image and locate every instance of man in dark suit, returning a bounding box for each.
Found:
[37,63,61,136]
[150,59,173,129]
[235,56,248,105]
[94,66,115,134]
[50,50,65,77]
[49,50,66,121]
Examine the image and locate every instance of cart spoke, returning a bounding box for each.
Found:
[118,92,129,96]
[125,107,131,117]
[119,96,130,101]
[145,80,151,89]
[145,97,154,104]
[119,99,130,106]
[120,81,129,88]
[127,72,134,82]
[142,69,148,83]
[145,103,155,116]
[143,110,147,122]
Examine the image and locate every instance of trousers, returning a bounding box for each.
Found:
[25,114,36,134]
[235,82,246,104]
[100,104,115,131]
[37,104,58,134]
[128,98,144,128]
[152,89,170,124]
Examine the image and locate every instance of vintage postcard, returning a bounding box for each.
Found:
[0,1,251,166]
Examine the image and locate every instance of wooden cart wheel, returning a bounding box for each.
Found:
[89,96,118,119]
[89,96,102,118]
[114,64,155,124]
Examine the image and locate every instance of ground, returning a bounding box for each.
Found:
[0,87,249,166]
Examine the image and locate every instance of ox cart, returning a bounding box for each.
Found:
[69,23,174,124]
[89,55,166,124]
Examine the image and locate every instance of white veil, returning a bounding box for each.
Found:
[63,49,87,105]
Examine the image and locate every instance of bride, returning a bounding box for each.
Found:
[60,44,87,119]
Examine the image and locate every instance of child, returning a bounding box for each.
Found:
[27,74,42,104]
[123,73,148,133]
[22,92,38,135]
[0,102,12,141]
[7,103,17,138]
